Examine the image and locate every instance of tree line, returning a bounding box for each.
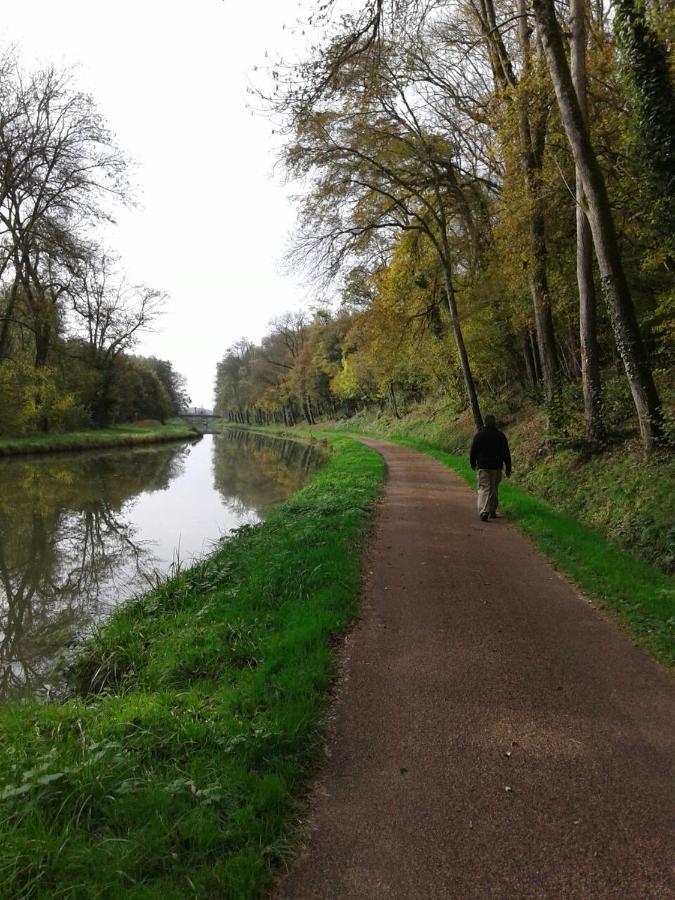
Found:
[0,50,189,435]
[215,0,673,451]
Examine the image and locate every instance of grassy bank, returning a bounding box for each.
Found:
[0,436,384,898]
[0,422,200,457]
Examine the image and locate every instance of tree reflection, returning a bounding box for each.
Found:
[211,430,326,520]
[0,444,188,699]
[0,435,325,701]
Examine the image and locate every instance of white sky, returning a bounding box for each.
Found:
[1,0,312,407]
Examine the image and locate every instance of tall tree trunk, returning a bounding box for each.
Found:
[34,321,51,368]
[441,265,483,429]
[571,0,605,448]
[529,327,542,384]
[93,366,113,427]
[614,0,675,246]
[388,381,400,419]
[287,403,296,427]
[517,0,559,405]
[527,202,558,403]
[25,281,55,370]
[0,281,20,362]
[476,0,558,405]
[533,0,664,451]
[520,326,538,387]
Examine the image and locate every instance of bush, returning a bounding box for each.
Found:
[0,361,87,436]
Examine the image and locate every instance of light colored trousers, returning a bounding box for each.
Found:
[477,468,502,516]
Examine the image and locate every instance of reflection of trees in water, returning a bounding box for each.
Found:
[55,504,147,602]
[0,443,188,699]
[0,436,322,700]
[212,430,326,520]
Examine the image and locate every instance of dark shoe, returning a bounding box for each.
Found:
[489,512,498,518]
[480,513,489,522]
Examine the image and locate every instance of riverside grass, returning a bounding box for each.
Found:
[0,436,385,899]
[0,422,199,457]
[0,422,200,457]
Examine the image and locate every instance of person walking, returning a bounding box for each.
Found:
[469,415,512,522]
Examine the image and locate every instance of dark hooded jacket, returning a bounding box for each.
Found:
[470,424,512,474]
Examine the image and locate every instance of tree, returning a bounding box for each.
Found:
[532,0,664,450]
[460,0,561,406]
[276,42,485,427]
[571,0,605,447]
[144,357,191,416]
[0,59,128,368]
[68,253,164,425]
[268,313,317,423]
[614,0,675,256]
[223,0,672,451]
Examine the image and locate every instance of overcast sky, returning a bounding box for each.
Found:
[2,0,312,407]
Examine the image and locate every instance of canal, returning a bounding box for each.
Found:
[0,430,326,701]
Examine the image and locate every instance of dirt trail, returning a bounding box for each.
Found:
[275,439,675,899]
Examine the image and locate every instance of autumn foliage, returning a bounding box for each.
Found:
[216,0,673,450]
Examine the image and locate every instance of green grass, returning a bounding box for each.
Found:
[377,434,674,665]
[514,446,675,574]
[0,423,199,457]
[0,436,385,898]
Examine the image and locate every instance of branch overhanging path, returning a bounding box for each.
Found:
[276,439,674,899]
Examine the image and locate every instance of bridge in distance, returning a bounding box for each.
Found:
[179,411,224,434]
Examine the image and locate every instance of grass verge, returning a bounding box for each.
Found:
[380,434,674,666]
[0,436,384,898]
[0,423,199,457]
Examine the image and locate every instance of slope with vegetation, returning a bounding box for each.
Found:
[333,390,675,575]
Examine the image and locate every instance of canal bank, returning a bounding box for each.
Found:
[0,422,200,458]
[0,435,385,898]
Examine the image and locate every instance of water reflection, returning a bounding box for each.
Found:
[0,431,325,701]
[213,429,326,518]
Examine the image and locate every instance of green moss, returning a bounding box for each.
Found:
[0,436,384,898]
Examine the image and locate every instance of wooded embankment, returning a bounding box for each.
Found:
[326,398,675,576]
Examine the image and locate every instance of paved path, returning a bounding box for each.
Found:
[276,439,675,900]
